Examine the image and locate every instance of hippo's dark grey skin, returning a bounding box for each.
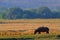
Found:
[34,27,49,34]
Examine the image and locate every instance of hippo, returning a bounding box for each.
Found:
[34,27,49,34]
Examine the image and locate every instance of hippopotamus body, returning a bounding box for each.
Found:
[34,27,49,34]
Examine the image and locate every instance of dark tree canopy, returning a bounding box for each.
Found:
[0,7,60,19]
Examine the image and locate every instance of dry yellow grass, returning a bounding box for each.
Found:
[0,19,60,35]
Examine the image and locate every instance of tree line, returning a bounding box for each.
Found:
[0,7,60,19]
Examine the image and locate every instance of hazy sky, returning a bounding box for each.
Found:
[0,0,60,9]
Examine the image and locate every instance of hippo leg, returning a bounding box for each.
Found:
[46,31,49,34]
[34,31,37,34]
[38,32,41,34]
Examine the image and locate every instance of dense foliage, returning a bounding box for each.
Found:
[0,7,60,19]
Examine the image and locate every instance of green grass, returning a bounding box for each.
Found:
[0,34,60,40]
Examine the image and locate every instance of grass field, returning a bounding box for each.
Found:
[0,19,60,40]
[0,34,60,40]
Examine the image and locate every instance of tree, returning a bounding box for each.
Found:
[8,7,24,19]
[0,7,8,19]
[35,7,52,18]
